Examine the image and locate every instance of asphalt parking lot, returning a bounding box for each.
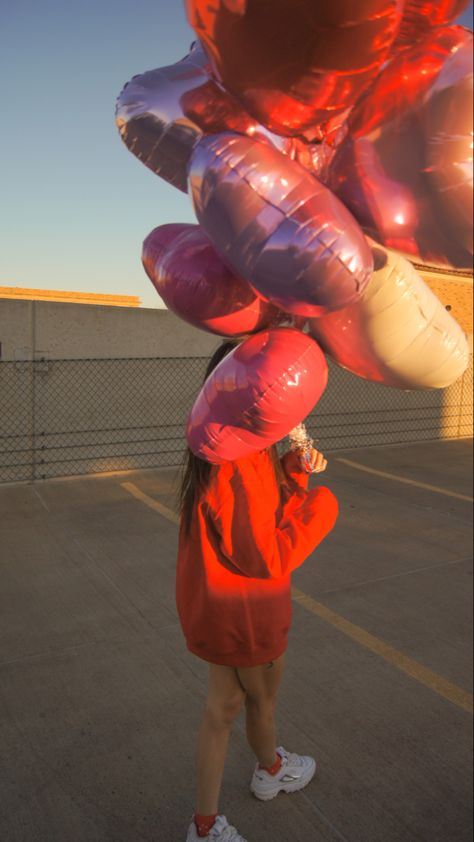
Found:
[0,439,472,842]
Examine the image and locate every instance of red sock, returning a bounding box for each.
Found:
[259,753,282,776]
[194,813,218,838]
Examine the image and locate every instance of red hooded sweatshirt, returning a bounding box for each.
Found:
[176,448,339,667]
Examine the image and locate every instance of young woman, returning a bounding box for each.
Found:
[177,339,339,842]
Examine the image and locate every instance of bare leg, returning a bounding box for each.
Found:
[236,654,286,768]
[195,662,245,816]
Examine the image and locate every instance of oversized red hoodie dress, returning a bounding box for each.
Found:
[176,448,339,667]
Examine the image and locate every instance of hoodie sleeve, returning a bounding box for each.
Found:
[280,449,310,490]
[207,459,339,580]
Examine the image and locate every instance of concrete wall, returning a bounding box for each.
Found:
[0,299,472,482]
[1,298,472,362]
[0,300,219,361]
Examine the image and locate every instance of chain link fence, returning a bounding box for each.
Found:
[1,355,472,483]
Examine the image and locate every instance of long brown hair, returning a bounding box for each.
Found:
[178,338,288,535]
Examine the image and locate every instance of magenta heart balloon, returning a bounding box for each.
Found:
[186,327,328,463]
[142,224,281,336]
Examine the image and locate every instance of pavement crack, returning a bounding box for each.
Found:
[70,537,163,634]
[299,790,353,842]
[32,485,51,513]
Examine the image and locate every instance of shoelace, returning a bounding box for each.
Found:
[277,747,304,768]
[209,816,244,841]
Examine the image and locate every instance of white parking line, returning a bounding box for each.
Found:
[335,457,473,502]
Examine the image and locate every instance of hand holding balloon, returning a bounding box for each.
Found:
[302,448,328,475]
[288,422,327,474]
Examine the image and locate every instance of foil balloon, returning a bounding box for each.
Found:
[185,0,403,141]
[115,41,288,193]
[394,0,472,50]
[116,43,208,192]
[186,327,328,463]
[116,0,473,445]
[142,223,188,279]
[423,36,474,256]
[189,133,374,318]
[328,26,473,268]
[308,243,469,390]
[142,224,281,336]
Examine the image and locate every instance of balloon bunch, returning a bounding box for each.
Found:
[116,0,473,464]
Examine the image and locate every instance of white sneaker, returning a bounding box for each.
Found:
[250,746,317,801]
[185,814,248,841]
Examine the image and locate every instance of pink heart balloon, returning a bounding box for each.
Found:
[142,224,281,336]
[186,327,328,463]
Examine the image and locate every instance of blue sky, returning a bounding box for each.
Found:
[1,1,473,309]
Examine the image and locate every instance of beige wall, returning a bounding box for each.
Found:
[1,298,472,362]
[0,299,472,482]
[0,300,219,362]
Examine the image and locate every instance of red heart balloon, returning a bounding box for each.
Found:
[394,0,471,49]
[328,26,473,267]
[184,0,403,140]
